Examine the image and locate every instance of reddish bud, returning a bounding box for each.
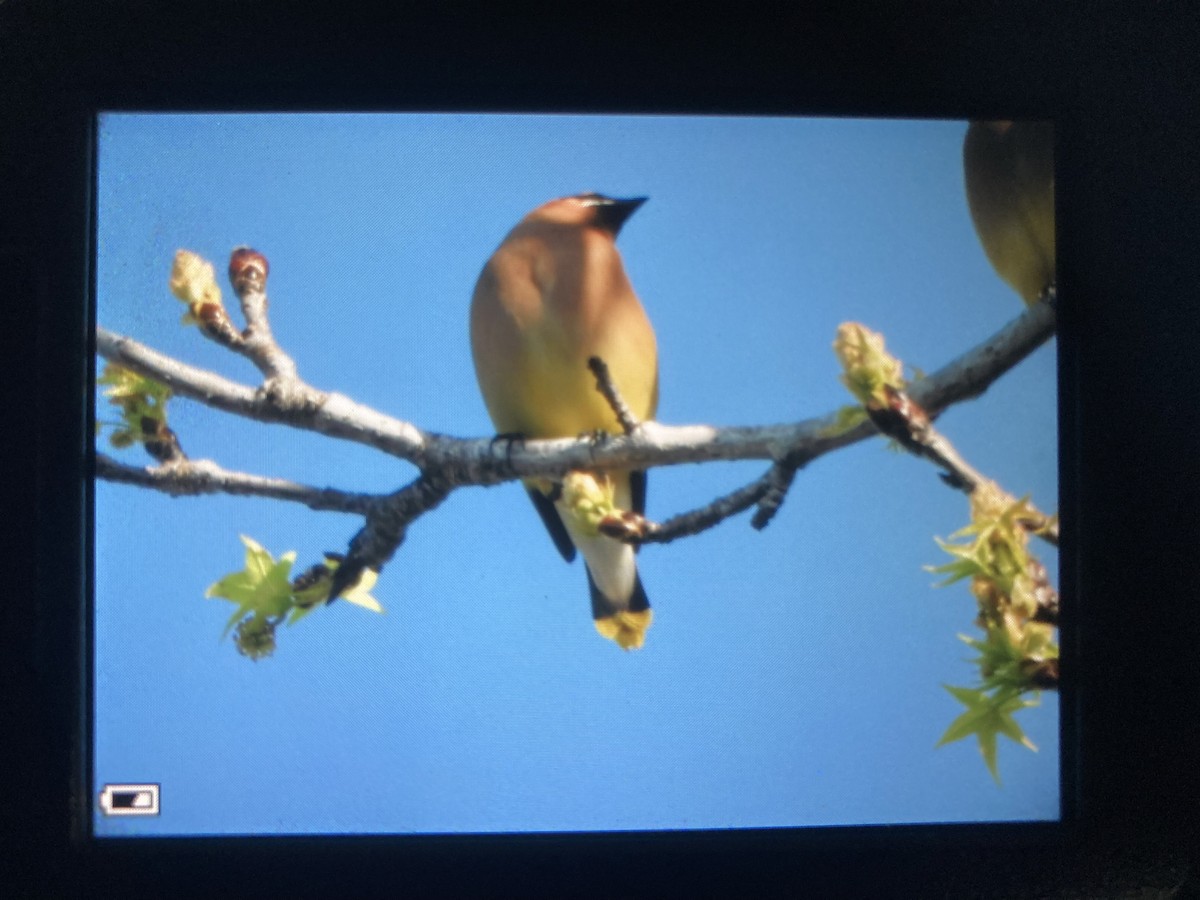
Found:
[883,384,930,431]
[229,247,269,294]
[598,510,652,543]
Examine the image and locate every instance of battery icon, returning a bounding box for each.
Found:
[99,783,160,816]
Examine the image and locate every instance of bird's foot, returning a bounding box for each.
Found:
[489,432,527,472]
[578,428,609,446]
[577,429,609,463]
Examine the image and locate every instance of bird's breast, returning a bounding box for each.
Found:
[471,227,657,438]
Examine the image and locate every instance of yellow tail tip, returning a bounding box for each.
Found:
[594,609,653,650]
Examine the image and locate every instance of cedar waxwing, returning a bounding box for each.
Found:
[470,193,658,649]
[963,120,1056,305]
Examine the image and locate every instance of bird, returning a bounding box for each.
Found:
[470,193,658,649]
[962,120,1056,305]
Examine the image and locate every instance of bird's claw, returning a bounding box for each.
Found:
[575,429,605,444]
[577,429,609,463]
[489,432,527,472]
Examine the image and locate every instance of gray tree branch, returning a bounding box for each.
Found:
[95,453,379,515]
[95,300,1056,489]
[98,298,1056,602]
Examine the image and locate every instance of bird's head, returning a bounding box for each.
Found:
[526,193,647,236]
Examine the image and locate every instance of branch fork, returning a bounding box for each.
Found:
[102,248,1060,616]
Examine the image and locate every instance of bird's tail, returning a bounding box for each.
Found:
[588,568,652,650]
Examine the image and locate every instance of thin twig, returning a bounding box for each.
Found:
[326,473,454,602]
[750,459,801,530]
[869,384,1059,547]
[587,356,640,434]
[614,463,784,545]
[597,302,1057,546]
[226,247,300,382]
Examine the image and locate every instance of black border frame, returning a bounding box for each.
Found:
[9,3,1198,897]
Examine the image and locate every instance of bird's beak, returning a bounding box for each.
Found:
[596,196,647,235]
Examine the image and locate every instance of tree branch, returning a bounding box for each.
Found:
[326,473,455,601]
[95,453,379,515]
[226,247,300,382]
[870,383,1060,547]
[97,298,1057,579]
[96,327,432,463]
[96,300,1056,489]
[911,299,1056,415]
[612,302,1057,544]
[599,460,798,545]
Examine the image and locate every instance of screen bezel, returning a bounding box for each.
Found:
[29,4,1192,896]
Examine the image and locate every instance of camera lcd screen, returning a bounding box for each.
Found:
[92,112,1059,837]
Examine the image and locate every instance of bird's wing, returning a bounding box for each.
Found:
[527,486,577,563]
[630,470,647,516]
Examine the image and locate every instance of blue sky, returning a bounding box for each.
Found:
[93,113,1059,836]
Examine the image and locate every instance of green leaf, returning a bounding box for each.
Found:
[259,558,297,617]
[928,537,993,587]
[937,685,991,746]
[995,707,1038,752]
[979,728,1000,784]
[207,538,383,657]
[241,535,274,582]
[205,570,258,605]
[957,633,985,651]
[938,681,1042,784]
[943,684,984,707]
[286,603,319,626]
[937,706,986,747]
[206,536,296,633]
[97,365,173,445]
